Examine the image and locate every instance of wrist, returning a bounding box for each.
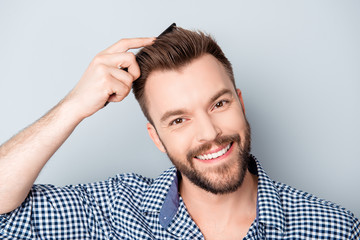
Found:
[54,97,86,127]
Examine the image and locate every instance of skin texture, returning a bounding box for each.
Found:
[145,54,258,239]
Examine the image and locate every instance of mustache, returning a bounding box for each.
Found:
[186,134,241,161]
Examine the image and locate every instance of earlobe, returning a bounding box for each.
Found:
[146,123,166,153]
[236,89,246,115]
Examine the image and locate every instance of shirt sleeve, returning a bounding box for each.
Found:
[0,182,114,240]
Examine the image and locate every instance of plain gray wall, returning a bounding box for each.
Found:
[0,1,359,217]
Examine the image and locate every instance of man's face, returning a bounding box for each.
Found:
[145,54,251,194]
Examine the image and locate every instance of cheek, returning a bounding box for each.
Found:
[161,129,194,158]
[214,107,246,133]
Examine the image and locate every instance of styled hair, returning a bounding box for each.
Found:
[133,26,235,124]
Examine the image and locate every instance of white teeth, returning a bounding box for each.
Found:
[196,143,231,160]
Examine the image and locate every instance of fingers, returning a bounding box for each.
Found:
[103,37,155,54]
[95,37,155,82]
[88,49,140,104]
[106,70,134,102]
[108,66,134,88]
[94,52,141,80]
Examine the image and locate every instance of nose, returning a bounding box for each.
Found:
[195,113,221,142]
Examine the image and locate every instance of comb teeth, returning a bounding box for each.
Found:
[158,23,176,37]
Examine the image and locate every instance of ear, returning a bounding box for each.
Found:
[236,88,246,115]
[147,122,166,153]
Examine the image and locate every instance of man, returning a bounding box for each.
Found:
[0,25,359,239]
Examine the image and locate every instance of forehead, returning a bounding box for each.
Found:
[145,54,235,123]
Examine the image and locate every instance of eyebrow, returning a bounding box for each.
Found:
[209,88,232,105]
[159,88,233,124]
[160,109,188,123]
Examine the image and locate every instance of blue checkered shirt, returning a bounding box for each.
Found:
[1,156,359,239]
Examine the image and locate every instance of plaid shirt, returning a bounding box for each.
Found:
[1,156,359,239]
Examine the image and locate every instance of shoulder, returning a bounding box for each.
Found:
[15,172,156,216]
[84,172,154,193]
[274,181,353,215]
[28,172,154,198]
[70,172,155,209]
[274,181,359,237]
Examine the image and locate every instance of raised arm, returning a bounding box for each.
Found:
[0,37,154,214]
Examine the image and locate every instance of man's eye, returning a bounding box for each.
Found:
[214,100,229,109]
[170,118,184,126]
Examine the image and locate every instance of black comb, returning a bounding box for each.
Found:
[158,23,176,37]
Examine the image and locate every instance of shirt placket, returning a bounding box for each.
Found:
[164,198,204,239]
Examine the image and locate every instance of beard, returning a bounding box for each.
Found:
[163,119,252,195]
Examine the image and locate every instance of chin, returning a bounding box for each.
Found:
[169,146,249,195]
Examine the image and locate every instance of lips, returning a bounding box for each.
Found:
[195,142,232,160]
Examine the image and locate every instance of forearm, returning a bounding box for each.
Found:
[0,99,83,214]
[0,37,154,214]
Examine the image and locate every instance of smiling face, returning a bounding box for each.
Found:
[145,54,251,194]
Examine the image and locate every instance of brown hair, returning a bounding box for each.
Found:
[133,26,235,124]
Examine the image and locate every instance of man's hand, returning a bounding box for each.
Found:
[65,37,155,119]
[0,37,154,214]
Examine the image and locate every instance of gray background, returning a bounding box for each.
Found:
[0,0,359,217]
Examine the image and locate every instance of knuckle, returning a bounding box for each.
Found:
[133,70,141,80]
[131,65,141,80]
[95,64,108,74]
[104,74,113,83]
[93,54,105,64]
[120,81,131,93]
[126,52,136,60]
[122,74,133,85]
[120,52,135,64]
[118,38,129,46]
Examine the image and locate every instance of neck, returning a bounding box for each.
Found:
[179,170,258,234]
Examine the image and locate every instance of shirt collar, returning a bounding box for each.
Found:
[254,155,285,232]
[140,155,285,232]
[140,166,178,215]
